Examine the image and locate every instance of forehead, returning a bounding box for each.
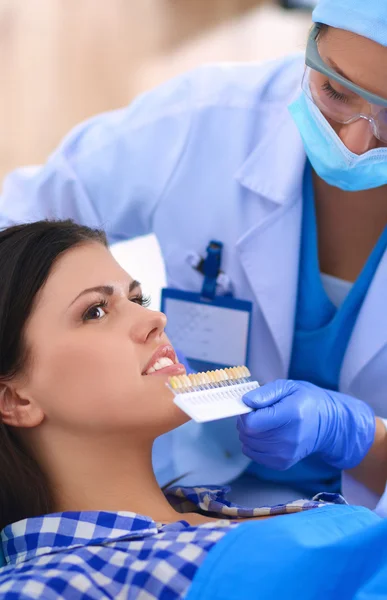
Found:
[319,28,387,98]
[37,242,133,309]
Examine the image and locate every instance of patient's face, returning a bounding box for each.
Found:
[22,242,187,438]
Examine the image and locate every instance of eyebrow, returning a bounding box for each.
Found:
[69,280,141,307]
[325,58,355,85]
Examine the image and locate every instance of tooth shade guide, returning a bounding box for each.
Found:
[168,366,251,393]
[167,366,258,423]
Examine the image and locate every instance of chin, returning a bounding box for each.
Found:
[157,401,191,436]
[141,377,191,432]
[173,405,191,427]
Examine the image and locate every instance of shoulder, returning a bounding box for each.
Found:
[124,53,305,125]
[59,54,304,157]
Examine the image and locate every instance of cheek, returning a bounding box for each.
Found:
[30,335,144,427]
[28,335,189,434]
[326,116,340,135]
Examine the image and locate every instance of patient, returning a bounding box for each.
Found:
[0,221,358,599]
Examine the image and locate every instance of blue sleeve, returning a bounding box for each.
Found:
[0,73,195,244]
[186,505,386,600]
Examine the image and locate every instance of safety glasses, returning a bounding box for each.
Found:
[303,24,387,144]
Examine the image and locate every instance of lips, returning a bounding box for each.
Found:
[142,344,180,375]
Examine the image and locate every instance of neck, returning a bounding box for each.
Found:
[313,172,387,281]
[31,428,180,523]
[313,173,387,213]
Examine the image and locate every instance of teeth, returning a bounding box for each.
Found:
[146,356,174,374]
[154,357,174,370]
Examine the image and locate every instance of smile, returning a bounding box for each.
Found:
[142,344,186,376]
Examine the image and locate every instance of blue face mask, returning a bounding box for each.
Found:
[288,92,387,192]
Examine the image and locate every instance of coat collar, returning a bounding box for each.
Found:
[234,106,306,378]
[235,95,305,207]
[340,250,387,394]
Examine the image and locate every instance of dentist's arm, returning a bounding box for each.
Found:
[238,380,385,493]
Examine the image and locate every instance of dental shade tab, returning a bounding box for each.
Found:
[167,366,259,423]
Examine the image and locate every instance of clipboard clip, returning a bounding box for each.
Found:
[196,240,223,300]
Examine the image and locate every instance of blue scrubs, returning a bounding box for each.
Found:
[245,163,387,497]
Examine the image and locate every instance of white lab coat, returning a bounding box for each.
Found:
[1,55,386,512]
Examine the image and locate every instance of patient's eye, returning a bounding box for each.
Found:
[83,301,108,321]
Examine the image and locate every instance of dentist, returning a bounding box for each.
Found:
[1,0,387,513]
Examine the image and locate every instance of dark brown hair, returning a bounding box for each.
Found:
[0,220,107,531]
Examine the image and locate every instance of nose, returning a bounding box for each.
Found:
[337,117,378,154]
[130,307,167,344]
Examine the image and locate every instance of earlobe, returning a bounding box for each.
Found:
[0,383,44,428]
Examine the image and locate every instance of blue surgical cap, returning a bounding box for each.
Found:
[313,0,387,47]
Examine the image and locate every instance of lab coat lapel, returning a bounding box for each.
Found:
[234,110,306,378]
[340,250,387,393]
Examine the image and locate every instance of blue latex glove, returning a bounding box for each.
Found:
[237,380,376,471]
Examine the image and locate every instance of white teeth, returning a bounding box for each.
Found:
[153,357,174,370]
[146,356,174,374]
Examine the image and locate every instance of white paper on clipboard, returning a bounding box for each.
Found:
[161,290,252,368]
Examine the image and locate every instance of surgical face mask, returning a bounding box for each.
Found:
[288,91,387,191]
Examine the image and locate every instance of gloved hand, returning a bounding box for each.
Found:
[237,379,376,471]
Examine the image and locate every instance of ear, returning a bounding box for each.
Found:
[0,382,44,428]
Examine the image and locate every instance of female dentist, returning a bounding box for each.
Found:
[1,0,387,512]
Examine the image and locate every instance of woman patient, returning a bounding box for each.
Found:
[0,220,355,599]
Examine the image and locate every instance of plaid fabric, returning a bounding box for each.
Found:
[0,486,345,599]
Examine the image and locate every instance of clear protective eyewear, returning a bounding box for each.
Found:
[303,25,387,144]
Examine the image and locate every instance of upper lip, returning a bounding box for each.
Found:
[142,344,178,375]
